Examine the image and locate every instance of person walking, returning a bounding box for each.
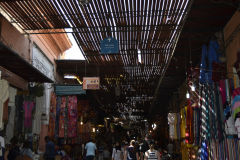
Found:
[139,136,150,160]
[124,140,139,160]
[112,142,123,160]
[144,143,160,160]
[85,139,97,160]
[44,136,55,160]
[20,140,34,159]
[7,137,20,160]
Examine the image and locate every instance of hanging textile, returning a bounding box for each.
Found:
[168,113,178,139]
[186,102,194,144]
[48,93,56,137]
[180,107,187,139]
[59,97,66,138]
[5,87,17,143]
[193,107,200,145]
[0,79,9,130]
[14,95,24,135]
[33,96,44,134]
[55,96,61,138]
[23,101,35,128]
[64,96,69,138]
[67,96,78,138]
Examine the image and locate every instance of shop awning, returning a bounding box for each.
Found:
[0,42,53,83]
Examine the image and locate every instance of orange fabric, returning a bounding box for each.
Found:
[48,93,56,137]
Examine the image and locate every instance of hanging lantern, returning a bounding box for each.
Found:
[186,91,190,99]
[191,85,195,92]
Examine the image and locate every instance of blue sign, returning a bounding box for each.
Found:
[55,85,86,95]
[100,37,119,54]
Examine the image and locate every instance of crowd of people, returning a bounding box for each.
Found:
[3,135,167,160]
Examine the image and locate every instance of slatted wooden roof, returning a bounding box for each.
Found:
[0,0,191,76]
[0,0,193,119]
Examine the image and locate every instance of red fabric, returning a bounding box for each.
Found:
[232,88,240,99]
[48,93,56,137]
[59,97,66,138]
[212,62,226,82]
[23,101,34,128]
[67,96,78,138]
[186,100,194,144]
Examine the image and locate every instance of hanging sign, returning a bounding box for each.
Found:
[83,77,100,90]
[55,85,86,95]
[100,37,119,54]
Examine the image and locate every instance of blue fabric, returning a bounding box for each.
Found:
[200,45,208,84]
[200,40,220,84]
[231,95,240,108]
[85,142,97,156]
[208,40,220,65]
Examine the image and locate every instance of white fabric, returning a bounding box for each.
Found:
[0,79,9,130]
[43,83,52,124]
[235,118,240,138]
[5,87,17,143]
[32,96,44,134]
[225,116,237,135]
[0,136,5,148]
[85,142,97,156]
[145,150,158,160]
[168,113,177,139]
[112,148,123,160]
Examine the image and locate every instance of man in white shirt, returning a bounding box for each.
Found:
[85,139,97,160]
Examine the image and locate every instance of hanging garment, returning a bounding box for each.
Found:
[231,95,240,106]
[225,116,237,135]
[233,107,240,120]
[193,108,200,145]
[48,93,56,137]
[186,102,194,144]
[55,96,61,138]
[212,62,226,82]
[233,67,240,89]
[232,88,240,99]
[59,97,66,138]
[5,87,17,143]
[64,96,69,138]
[168,113,177,139]
[200,44,209,84]
[23,101,35,128]
[219,80,227,105]
[14,95,24,134]
[2,98,9,123]
[200,40,220,84]
[67,96,77,138]
[234,51,240,78]
[180,107,186,138]
[214,84,225,140]
[33,96,43,134]
[0,79,9,130]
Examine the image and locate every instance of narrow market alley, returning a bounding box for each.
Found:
[0,0,240,160]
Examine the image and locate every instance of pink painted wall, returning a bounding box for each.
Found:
[0,16,72,81]
[0,17,31,61]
